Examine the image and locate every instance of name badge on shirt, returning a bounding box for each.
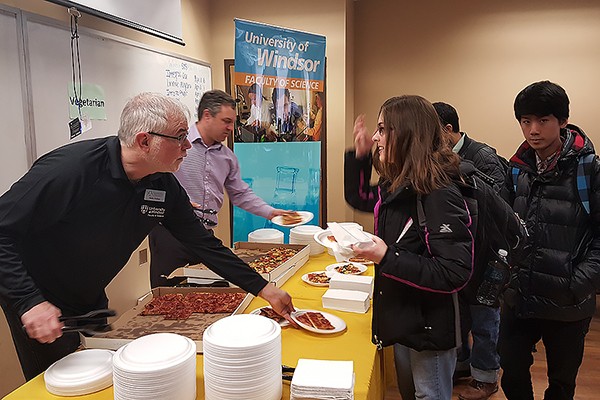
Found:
[144,189,166,202]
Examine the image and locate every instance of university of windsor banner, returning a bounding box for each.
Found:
[232,19,326,243]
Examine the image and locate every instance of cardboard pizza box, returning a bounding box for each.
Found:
[167,242,309,287]
[80,286,253,353]
[233,242,309,286]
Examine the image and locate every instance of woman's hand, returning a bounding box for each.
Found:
[354,115,375,159]
[351,235,388,264]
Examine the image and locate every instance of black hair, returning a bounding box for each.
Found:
[432,102,460,132]
[514,80,569,121]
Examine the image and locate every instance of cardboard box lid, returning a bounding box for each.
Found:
[168,242,309,283]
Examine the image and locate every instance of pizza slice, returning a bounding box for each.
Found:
[348,256,371,264]
[281,212,303,225]
[259,307,285,323]
[307,272,330,284]
[296,311,335,330]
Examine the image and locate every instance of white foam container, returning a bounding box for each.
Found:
[329,273,374,298]
[322,288,370,314]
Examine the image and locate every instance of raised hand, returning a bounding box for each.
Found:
[354,114,375,159]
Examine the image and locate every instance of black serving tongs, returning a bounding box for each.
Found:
[60,308,116,336]
[282,365,295,382]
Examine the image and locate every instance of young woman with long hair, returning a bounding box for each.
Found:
[348,95,474,399]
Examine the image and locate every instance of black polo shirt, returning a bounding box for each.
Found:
[0,136,267,317]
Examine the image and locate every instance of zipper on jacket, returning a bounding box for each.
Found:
[373,335,383,350]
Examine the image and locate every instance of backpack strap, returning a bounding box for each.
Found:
[511,153,595,214]
[416,194,427,228]
[461,140,486,160]
[577,153,595,214]
[511,166,520,193]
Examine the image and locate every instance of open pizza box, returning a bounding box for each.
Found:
[80,286,254,353]
[168,242,310,288]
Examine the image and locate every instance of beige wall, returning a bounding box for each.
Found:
[353,0,600,153]
[351,0,600,230]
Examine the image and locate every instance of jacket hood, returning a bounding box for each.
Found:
[509,124,594,169]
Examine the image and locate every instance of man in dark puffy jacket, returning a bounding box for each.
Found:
[434,102,505,400]
[499,81,600,400]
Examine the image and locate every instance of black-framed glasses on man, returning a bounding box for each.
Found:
[148,131,189,146]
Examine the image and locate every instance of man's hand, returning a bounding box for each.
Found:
[269,209,291,219]
[351,235,388,264]
[258,284,297,327]
[354,114,375,159]
[21,301,63,344]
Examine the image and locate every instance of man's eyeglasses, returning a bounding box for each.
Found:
[148,131,188,146]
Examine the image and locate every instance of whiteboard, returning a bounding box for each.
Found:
[26,16,211,158]
[0,9,29,194]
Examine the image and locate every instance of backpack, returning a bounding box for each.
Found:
[416,163,527,293]
[462,140,510,173]
[511,153,595,214]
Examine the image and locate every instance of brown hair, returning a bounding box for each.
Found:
[375,95,460,194]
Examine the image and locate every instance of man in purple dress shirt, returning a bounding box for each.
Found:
[149,90,288,287]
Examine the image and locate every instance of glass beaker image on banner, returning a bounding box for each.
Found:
[232,142,320,243]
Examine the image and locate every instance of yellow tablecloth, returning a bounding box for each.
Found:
[3,253,384,400]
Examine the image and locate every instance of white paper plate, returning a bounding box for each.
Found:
[249,306,290,327]
[325,262,368,275]
[301,271,333,287]
[313,229,338,249]
[203,314,281,349]
[271,211,314,227]
[45,349,114,396]
[290,309,346,334]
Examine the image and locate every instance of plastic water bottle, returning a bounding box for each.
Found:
[476,249,510,306]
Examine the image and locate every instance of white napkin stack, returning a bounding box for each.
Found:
[322,288,370,314]
[327,222,374,262]
[290,359,354,400]
[328,274,374,298]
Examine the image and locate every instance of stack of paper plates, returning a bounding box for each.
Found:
[248,228,284,244]
[290,225,325,255]
[44,349,114,396]
[112,333,196,400]
[203,314,282,400]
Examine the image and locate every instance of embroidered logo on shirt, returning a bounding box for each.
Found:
[140,204,165,218]
[144,189,166,202]
[439,224,453,233]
